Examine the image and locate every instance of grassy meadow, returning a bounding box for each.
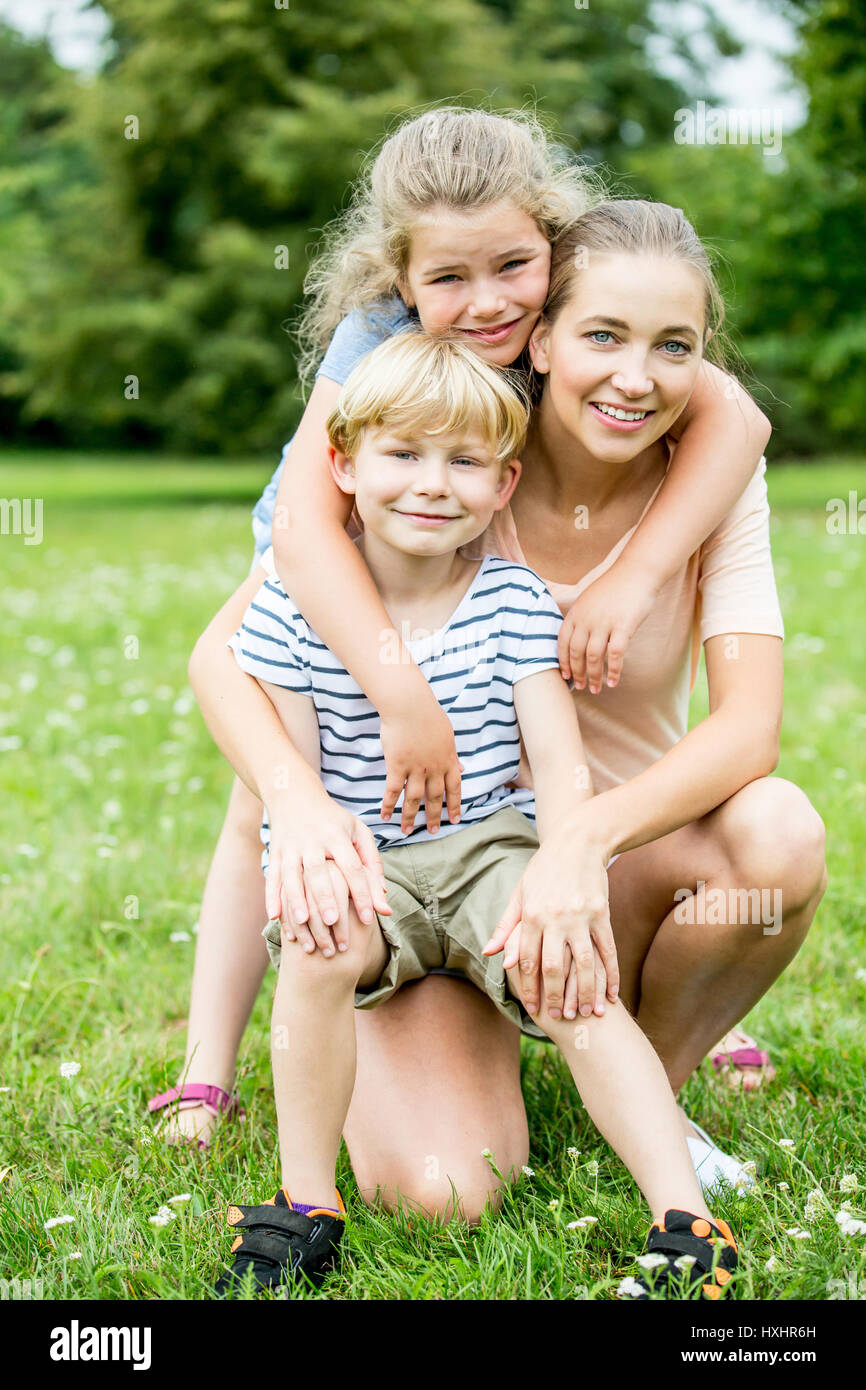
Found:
[0,451,864,1301]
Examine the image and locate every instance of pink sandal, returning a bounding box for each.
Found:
[147,1084,245,1150]
[711,1046,775,1086]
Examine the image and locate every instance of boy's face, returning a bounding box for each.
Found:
[330,425,520,557]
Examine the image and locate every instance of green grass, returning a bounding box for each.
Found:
[1,452,865,1302]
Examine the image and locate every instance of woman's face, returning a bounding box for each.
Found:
[401,201,551,367]
[530,252,707,463]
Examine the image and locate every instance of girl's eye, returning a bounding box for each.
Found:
[587,330,616,344]
[500,259,527,272]
[432,274,460,284]
[661,340,690,355]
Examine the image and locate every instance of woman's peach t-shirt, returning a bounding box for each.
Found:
[466,459,784,795]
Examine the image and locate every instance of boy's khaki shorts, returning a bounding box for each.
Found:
[262,805,548,1040]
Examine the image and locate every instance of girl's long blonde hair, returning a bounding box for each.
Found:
[295,105,604,387]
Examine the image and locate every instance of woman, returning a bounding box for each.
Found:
[187,201,826,1217]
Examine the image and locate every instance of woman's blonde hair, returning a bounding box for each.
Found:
[327,330,529,468]
[542,199,736,374]
[297,105,604,386]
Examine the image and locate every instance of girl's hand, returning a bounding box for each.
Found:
[482,833,619,1020]
[266,796,391,955]
[380,702,463,836]
[559,563,659,693]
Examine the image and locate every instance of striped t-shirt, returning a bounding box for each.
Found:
[228,553,564,853]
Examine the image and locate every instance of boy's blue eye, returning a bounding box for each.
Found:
[392,450,415,460]
[452,457,479,467]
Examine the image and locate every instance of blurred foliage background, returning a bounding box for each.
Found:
[0,0,862,458]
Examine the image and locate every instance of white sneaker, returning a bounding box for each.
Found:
[684,1115,755,1196]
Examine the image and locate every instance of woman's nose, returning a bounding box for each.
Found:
[610,361,654,397]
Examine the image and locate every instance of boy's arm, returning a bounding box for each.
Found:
[188,569,389,942]
[561,364,771,692]
[511,668,592,842]
[271,376,463,833]
[501,669,618,1020]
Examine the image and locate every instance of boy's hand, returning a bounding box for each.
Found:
[482,836,618,1020]
[559,563,658,694]
[380,702,463,836]
[266,797,391,955]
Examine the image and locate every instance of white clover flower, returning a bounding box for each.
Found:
[674,1255,697,1271]
[567,1147,579,1157]
[16,844,39,859]
[586,1160,599,1176]
[840,1174,859,1194]
[548,1199,560,1211]
[784,1227,810,1240]
[169,931,191,944]
[521,1165,535,1177]
[636,1253,668,1270]
[835,1210,866,1237]
[567,1216,598,1229]
[167,1194,191,1205]
[740,1160,757,1177]
[616,1276,645,1299]
[855,968,866,984]
[804,1190,824,1222]
[778,1138,795,1149]
[67,1251,83,1261]
[130,699,150,716]
[44,1215,75,1230]
[777,1182,790,1191]
[765,1255,780,1272]
[59,1062,81,1079]
[149,1206,176,1227]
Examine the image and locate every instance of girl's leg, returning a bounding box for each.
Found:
[505,972,709,1223]
[159,776,270,1143]
[344,976,528,1224]
[607,776,827,1093]
[272,903,390,1205]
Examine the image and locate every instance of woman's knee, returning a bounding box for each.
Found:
[719,777,826,910]
[354,1158,522,1226]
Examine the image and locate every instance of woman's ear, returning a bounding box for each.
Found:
[327,446,357,495]
[528,319,552,375]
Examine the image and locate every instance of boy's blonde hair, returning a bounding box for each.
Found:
[298,105,604,386]
[326,331,529,468]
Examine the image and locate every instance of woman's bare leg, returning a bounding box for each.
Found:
[158,776,270,1143]
[607,777,827,1093]
[345,976,527,1224]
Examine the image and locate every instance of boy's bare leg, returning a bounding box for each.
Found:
[272,893,390,1204]
[157,777,270,1144]
[506,966,710,1225]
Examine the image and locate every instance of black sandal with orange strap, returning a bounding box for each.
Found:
[214,1189,345,1299]
[634,1209,738,1300]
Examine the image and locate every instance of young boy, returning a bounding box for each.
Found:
[216,332,738,1300]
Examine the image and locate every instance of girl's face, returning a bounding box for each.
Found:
[530,252,707,463]
[400,202,551,367]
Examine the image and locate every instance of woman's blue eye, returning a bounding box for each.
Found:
[587,330,615,344]
[662,340,690,355]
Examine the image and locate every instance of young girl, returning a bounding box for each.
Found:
[150,106,772,1146]
[188,198,825,1250]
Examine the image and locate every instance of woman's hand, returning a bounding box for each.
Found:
[266,794,391,956]
[380,699,464,836]
[559,562,659,693]
[482,830,619,1020]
